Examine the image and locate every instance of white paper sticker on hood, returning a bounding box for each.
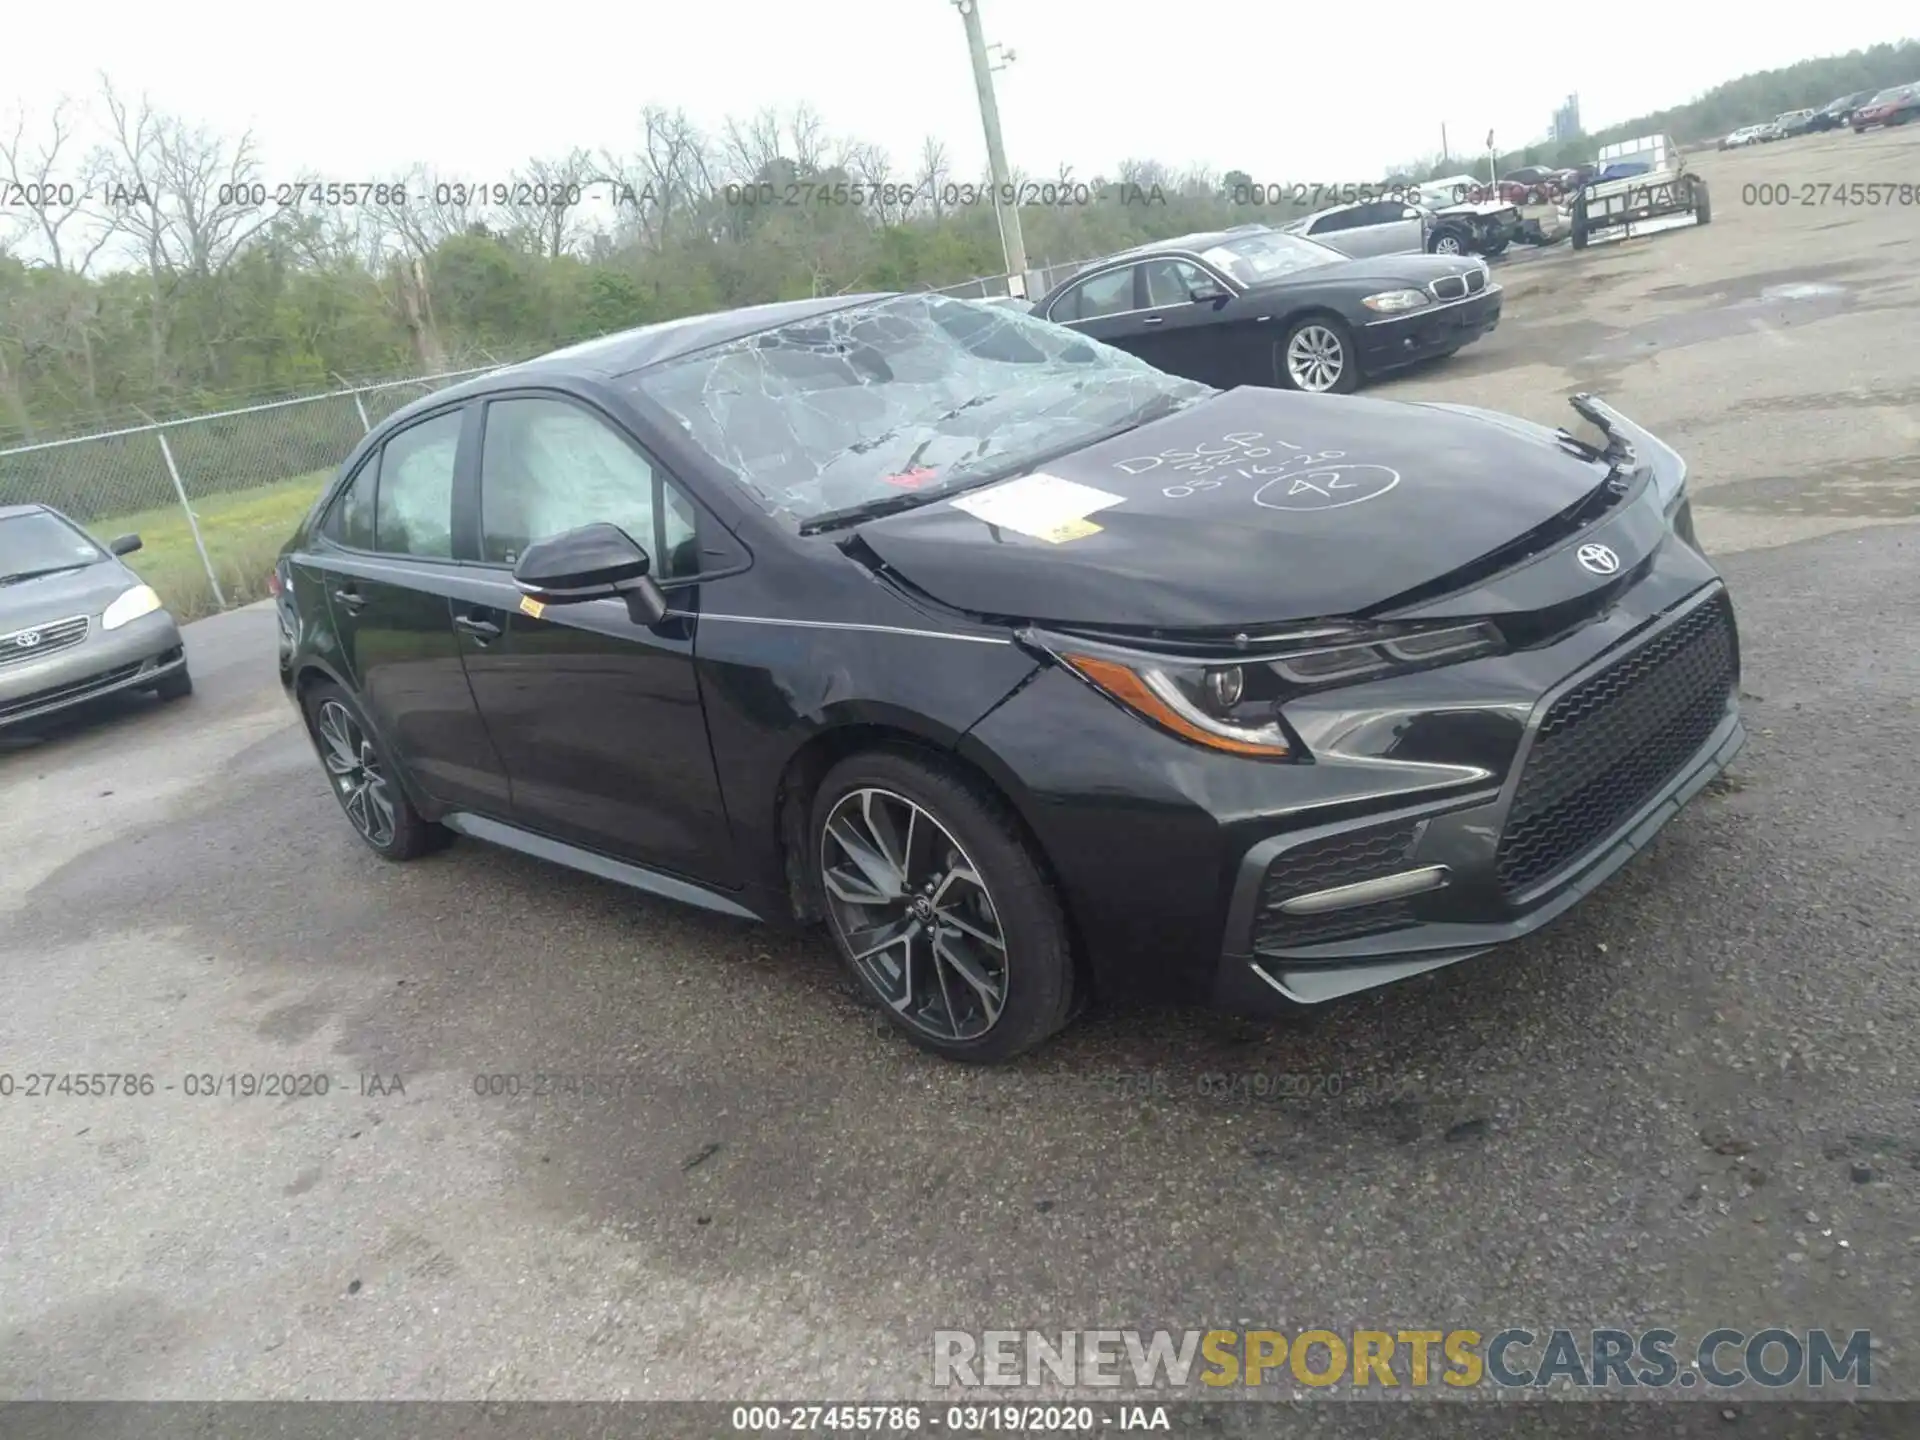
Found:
[950,473,1125,544]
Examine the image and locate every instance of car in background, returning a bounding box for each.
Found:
[1719,125,1767,149]
[1281,198,1434,258]
[0,503,191,729]
[1498,166,1559,203]
[1769,109,1820,139]
[1034,226,1499,394]
[1853,84,1920,132]
[275,292,1743,1063]
[1807,91,1879,131]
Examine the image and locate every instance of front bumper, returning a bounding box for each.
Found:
[1360,287,1501,371]
[961,502,1739,1012]
[1213,583,1742,1010]
[0,609,186,728]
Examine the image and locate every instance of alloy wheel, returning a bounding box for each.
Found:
[315,699,396,848]
[1433,234,1464,255]
[1284,325,1347,392]
[819,787,1009,1043]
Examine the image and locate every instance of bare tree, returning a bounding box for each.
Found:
[99,78,278,281]
[370,166,475,261]
[494,149,597,259]
[720,108,786,183]
[598,107,714,252]
[0,99,120,274]
[916,135,952,218]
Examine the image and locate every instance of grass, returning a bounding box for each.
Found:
[101,470,331,621]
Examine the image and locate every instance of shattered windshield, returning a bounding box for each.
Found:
[624,294,1212,527]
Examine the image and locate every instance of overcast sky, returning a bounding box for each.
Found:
[7,3,1916,186]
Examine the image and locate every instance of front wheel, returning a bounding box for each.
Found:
[1276,315,1359,394]
[812,750,1076,1063]
[301,681,447,861]
[1693,180,1712,226]
[1481,237,1510,257]
[1428,229,1467,256]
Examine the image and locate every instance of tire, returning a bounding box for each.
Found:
[1275,314,1359,395]
[1481,238,1509,257]
[1570,219,1588,250]
[811,748,1075,1064]
[1694,180,1712,226]
[154,665,193,701]
[1428,229,1467,257]
[301,680,447,861]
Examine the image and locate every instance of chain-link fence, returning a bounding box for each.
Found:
[0,366,500,621]
[929,259,1086,301]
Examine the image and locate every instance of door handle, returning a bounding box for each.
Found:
[1141,315,1165,325]
[454,613,502,640]
[331,586,366,611]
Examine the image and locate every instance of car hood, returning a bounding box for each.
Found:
[0,561,134,631]
[1253,253,1479,292]
[852,388,1611,630]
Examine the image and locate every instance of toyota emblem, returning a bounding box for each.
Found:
[1576,544,1621,576]
[13,630,42,649]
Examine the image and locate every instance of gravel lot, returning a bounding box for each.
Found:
[2,123,1917,1414]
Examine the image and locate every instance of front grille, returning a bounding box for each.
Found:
[1465,269,1487,294]
[1430,275,1468,301]
[0,614,89,669]
[1251,820,1423,952]
[0,661,143,722]
[1496,594,1737,897]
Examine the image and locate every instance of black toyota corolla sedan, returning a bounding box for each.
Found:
[276,292,1743,1062]
[1030,227,1501,394]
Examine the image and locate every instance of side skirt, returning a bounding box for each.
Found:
[439,812,765,922]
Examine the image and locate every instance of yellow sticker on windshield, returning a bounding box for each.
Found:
[1042,518,1103,543]
[518,596,546,618]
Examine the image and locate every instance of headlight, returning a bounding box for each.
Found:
[1028,620,1507,761]
[102,584,163,630]
[1052,650,1295,758]
[1361,289,1431,314]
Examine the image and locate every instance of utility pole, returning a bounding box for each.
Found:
[953,0,1029,296]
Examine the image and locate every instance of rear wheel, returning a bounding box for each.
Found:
[302,681,446,861]
[1276,315,1358,394]
[811,749,1075,1064]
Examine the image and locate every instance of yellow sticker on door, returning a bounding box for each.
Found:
[518,596,547,619]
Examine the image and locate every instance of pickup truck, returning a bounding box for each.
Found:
[1568,136,1711,250]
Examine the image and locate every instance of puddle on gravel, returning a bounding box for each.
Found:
[1571,277,1855,369]
[1697,455,1920,519]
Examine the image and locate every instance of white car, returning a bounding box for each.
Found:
[1719,126,1765,149]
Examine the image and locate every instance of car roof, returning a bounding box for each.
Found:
[1041,231,1258,293]
[506,293,896,379]
[367,292,904,433]
[0,502,55,522]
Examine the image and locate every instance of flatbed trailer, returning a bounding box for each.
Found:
[1570,136,1711,249]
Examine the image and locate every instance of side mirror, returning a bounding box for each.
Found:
[109,533,143,556]
[1188,282,1228,304]
[512,522,668,627]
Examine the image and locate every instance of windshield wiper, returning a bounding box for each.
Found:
[0,563,88,586]
[797,391,1199,537]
